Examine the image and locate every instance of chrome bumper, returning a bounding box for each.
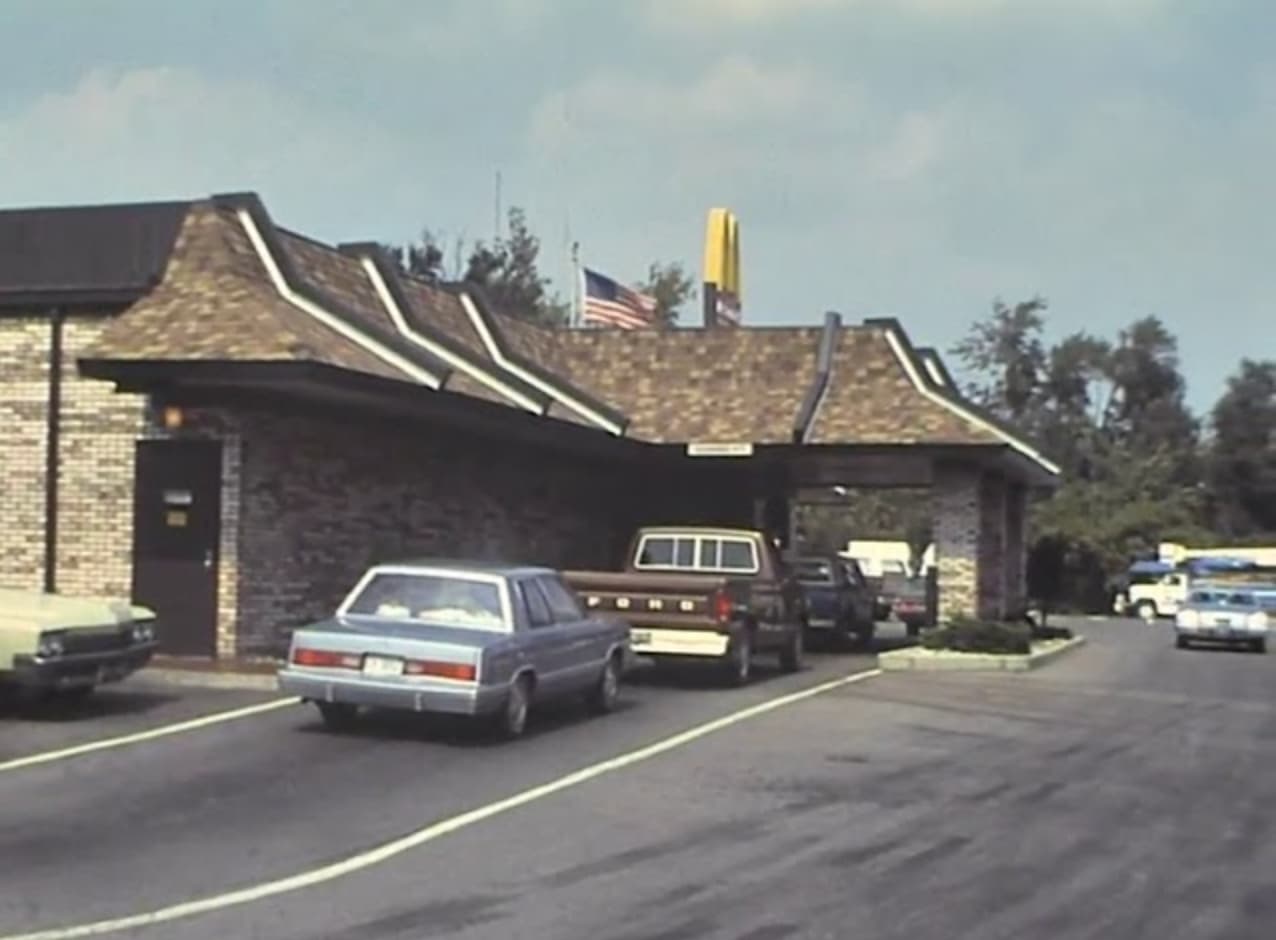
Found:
[1176,624,1265,641]
[277,668,505,716]
[10,642,157,690]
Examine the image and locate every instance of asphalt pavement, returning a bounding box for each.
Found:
[3,619,1275,940]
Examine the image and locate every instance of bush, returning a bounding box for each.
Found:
[1031,623,1074,642]
[919,617,1032,655]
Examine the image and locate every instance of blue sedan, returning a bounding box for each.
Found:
[277,561,631,738]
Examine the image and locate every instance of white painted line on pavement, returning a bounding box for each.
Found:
[0,697,301,775]
[0,667,883,940]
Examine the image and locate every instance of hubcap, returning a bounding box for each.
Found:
[603,663,619,703]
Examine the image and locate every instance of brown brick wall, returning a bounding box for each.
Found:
[976,472,1007,620]
[169,404,637,655]
[1004,482,1028,614]
[0,313,145,597]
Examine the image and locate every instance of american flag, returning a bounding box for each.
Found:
[582,267,657,329]
[715,290,742,327]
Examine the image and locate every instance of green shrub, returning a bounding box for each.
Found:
[1031,623,1074,642]
[919,617,1032,655]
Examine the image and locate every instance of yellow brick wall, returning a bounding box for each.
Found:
[0,313,146,597]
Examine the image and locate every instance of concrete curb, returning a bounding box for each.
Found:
[134,668,282,692]
[877,635,1088,673]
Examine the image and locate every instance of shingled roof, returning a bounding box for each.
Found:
[545,326,822,443]
[21,190,1055,477]
[88,203,409,380]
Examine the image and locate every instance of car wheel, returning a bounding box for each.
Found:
[586,654,622,714]
[1136,601,1157,622]
[316,701,358,731]
[723,630,753,687]
[494,675,532,739]
[779,627,804,673]
[1175,635,1190,650]
[1253,639,1267,654]
[855,620,877,650]
[49,686,95,705]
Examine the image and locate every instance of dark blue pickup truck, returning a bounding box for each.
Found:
[792,555,877,649]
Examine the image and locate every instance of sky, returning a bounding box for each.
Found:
[1,0,1272,416]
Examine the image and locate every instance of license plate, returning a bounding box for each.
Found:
[631,630,652,646]
[362,655,404,677]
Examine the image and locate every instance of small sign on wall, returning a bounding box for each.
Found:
[686,442,754,458]
[166,511,188,528]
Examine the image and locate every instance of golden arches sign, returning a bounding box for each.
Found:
[702,208,741,327]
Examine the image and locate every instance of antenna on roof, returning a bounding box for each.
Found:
[493,171,502,241]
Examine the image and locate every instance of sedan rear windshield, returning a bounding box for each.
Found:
[345,573,507,630]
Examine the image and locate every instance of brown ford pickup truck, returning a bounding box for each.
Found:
[563,526,806,685]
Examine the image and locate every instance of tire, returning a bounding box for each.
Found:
[1136,601,1157,622]
[585,654,622,714]
[493,675,532,739]
[1253,639,1267,654]
[829,618,855,652]
[854,619,877,650]
[1175,635,1190,650]
[779,627,804,674]
[316,701,358,731]
[905,620,923,639]
[722,629,753,687]
[49,685,95,705]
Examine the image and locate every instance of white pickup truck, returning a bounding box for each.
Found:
[1114,569,1189,621]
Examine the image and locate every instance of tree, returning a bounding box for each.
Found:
[951,297,1206,611]
[381,230,468,282]
[1102,316,1198,479]
[950,297,1048,426]
[1207,359,1276,536]
[635,262,696,327]
[463,207,570,327]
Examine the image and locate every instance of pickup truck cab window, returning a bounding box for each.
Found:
[635,534,759,574]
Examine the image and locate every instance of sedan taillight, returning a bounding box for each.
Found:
[404,660,477,681]
[292,647,360,669]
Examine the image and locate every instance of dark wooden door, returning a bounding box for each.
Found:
[131,440,222,656]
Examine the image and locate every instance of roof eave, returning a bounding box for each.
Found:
[864,316,1061,481]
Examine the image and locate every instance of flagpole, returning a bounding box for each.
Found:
[571,241,583,328]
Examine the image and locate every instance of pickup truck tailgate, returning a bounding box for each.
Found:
[563,570,737,657]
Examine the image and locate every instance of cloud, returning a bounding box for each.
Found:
[0,66,419,216]
[291,0,557,61]
[637,0,1172,33]
[530,56,842,145]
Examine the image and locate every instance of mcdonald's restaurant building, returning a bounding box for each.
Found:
[0,193,1059,661]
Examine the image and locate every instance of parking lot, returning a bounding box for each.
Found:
[3,618,1275,940]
